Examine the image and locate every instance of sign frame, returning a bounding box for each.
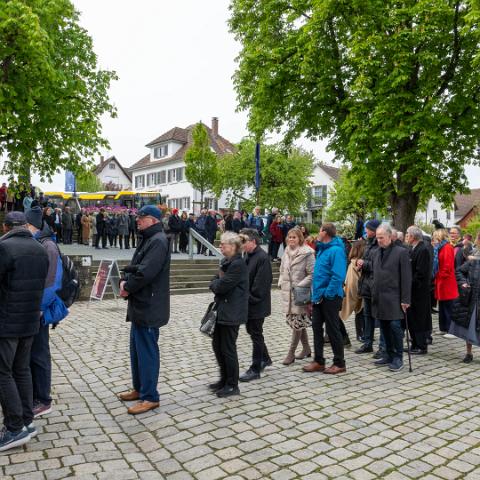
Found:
[90,259,121,302]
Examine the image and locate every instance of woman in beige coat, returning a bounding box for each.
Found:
[279,228,316,365]
[81,212,91,245]
[340,239,365,341]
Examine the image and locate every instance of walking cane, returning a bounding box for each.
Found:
[403,308,413,373]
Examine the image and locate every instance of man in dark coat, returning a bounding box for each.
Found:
[75,210,83,244]
[128,210,137,248]
[406,226,432,354]
[232,210,245,233]
[371,224,412,372]
[239,229,273,382]
[0,212,49,451]
[355,219,380,354]
[168,208,182,253]
[61,207,74,244]
[95,208,108,249]
[118,206,170,415]
[205,209,218,255]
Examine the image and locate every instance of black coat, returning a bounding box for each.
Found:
[358,237,379,298]
[124,223,171,328]
[453,259,480,330]
[407,241,432,333]
[0,228,49,338]
[168,214,182,234]
[232,218,245,233]
[205,215,217,238]
[210,254,249,326]
[245,246,272,319]
[371,243,412,320]
[128,214,137,232]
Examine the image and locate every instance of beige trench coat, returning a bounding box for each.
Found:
[278,245,315,315]
[340,258,363,321]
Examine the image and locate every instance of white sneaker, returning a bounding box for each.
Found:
[443,333,456,339]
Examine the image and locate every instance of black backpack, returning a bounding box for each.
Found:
[57,253,80,307]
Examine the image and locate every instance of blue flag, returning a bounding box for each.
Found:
[65,170,76,192]
[255,142,261,191]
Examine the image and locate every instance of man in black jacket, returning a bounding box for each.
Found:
[405,226,432,354]
[239,229,273,382]
[168,208,182,253]
[118,206,170,415]
[371,224,412,372]
[205,209,218,255]
[0,212,49,451]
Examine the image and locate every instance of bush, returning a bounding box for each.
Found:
[463,215,480,239]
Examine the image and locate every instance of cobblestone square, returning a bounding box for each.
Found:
[1,292,480,479]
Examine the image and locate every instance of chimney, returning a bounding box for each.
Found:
[212,117,219,138]
[100,155,105,164]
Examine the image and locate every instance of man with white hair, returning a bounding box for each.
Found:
[371,224,412,372]
[405,225,432,354]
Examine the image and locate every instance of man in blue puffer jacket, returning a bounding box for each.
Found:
[304,223,347,375]
[26,206,67,419]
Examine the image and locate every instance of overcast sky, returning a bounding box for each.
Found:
[3,0,480,191]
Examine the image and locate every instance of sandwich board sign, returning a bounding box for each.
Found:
[90,260,121,301]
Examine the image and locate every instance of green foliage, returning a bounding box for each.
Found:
[76,171,103,192]
[463,215,480,239]
[416,222,435,235]
[229,0,480,232]
[184,123,218,203]
[0,0,117,186]
[214,138,314,213]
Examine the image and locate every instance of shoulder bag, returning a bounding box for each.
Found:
[200,302,217,337]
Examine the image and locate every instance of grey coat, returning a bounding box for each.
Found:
[117,213,129,236]
[371,243,412,320]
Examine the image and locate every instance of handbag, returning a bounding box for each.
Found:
[200,302,217,337]
[293,286,311,306]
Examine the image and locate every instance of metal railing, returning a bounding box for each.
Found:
[188,229,222,259]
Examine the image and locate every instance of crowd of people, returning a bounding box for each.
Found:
[2,200,479,452]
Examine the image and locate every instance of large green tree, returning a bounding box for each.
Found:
[184,122,218,205]
[230,0,480,232]
[0,0,117,186]
[214,138,314,213]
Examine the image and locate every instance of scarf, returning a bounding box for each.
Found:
[432,240,448,278]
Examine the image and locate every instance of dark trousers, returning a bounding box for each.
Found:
[362,297,376,348]
[246,317,271,373]
[379,319,403,362]
[439,300,454,332]
[30,323,52,404]
[55,224,62,243]
[119,235,129,249]
[77,226,82,243]
[212,324,240,387]
[312,297,345,367]
[271,242,281,259]
[130,323,160,403]
[0,336,34,432]
[63,228,72,244]
[95,229,107,248]
[410,330,428,351]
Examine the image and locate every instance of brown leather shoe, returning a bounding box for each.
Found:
[302,361,325,372]
[324,364,346,374]
[127,401,160,415]
[118,390,140,401]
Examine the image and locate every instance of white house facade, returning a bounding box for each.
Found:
[415,198,455,228]
[94,156,131,190]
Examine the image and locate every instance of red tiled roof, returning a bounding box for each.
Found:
[130,124,235,172]
[454,188,480,219]
[94,156,131,181]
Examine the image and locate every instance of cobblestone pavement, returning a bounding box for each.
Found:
[1,292,480,480]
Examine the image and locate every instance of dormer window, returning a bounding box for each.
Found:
[154,144,169,159]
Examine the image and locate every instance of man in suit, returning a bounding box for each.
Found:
[405,225,432,354]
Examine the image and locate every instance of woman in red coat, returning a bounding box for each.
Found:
[432,229,459,334]
[269,215,284,261]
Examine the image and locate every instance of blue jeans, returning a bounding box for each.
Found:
[379,319,404,362]
[130,323,160,402]
[363,298,376,348]
[30,323,52,404]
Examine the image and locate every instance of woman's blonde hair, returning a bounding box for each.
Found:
[220,231,247,253]
[432,229,449,243]
[287,227,305,246]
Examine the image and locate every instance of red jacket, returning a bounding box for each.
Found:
[434,243,459,301]
[269,222,284,243]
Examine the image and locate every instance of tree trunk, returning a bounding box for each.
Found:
[390,191,419,234]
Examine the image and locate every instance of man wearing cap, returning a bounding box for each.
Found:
[117,206,171,415]
[0,212,49,451]
[355,219,380,354]
[25,206,67,418]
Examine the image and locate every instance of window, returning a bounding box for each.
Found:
[447,210,451,220]
[167,167,184,183]
[147,173,155,187]
[167,197,191,210]
[204,197,218,210]
[311,185,328,206]
[153,144,169,159]
[158,170,166,184]
[134,175,145,189]
[109,162,116,170]
[433,210,438,220]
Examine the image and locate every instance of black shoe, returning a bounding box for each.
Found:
[463,353,473,364]
[239,369,260,382]
[411,348,427,355]
[216,386,240,398]
[208,380,224,391]
[372,350,384,359]
[355,345,373,354]
[260,359,273,371]
[343,336,351,347]
[426,338,433,345]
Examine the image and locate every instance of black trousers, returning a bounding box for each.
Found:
[312,297,345,367]
[246,317,271,373]
[0,336,34,432]
[119,235,129,249]
[95,229,107,248]
[410,330,428,351]
[271,242,281,259]
[212,324,240,387]
[439,300,454,332]
[63,228,72,244]
[30,324,52,405]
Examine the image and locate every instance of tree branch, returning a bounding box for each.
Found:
[285,4,312,20]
